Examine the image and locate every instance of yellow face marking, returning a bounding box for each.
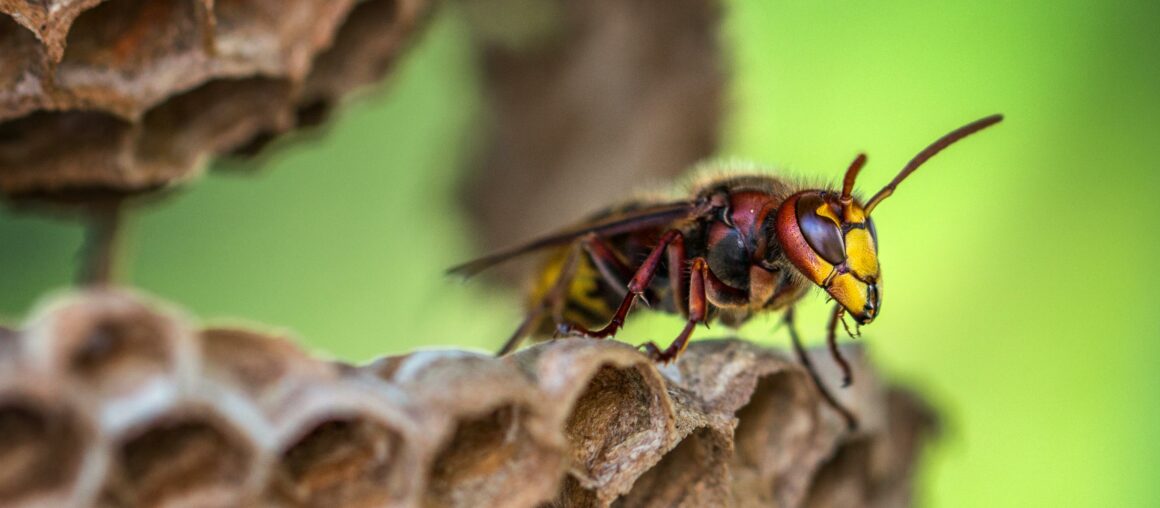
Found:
[827,272,869,316]
[815,202,842,225]
[842,203,867,223]
[844,228,878,280]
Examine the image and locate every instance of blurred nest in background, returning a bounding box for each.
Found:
[459,0,724,278]
[0,0,430,203]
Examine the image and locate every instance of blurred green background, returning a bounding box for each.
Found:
[2,1,1157,506]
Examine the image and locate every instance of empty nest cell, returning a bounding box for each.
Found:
[363,349,567,507]
[27,293,189,399]
[0,1,110,63]
[564,364,670,493]
[212,0,351,78]
[61,0,203,74]
[425,403,553,507]
[269,414,402,508]
[732,371,826,507]
[0,16,47,121]
[66,315,172,391]
[0,395,93,505]
[802,441,874,508]
[734,372,819,470]
[199,327,337,401]
[612,427,732,508]
[0,110,133,197]
[136,77,293,167]
[800,390,939,508]
[303,0,413,102]
[57,0,210,114]
[103,412,256,507]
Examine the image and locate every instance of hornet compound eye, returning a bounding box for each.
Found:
[795,193,846,265]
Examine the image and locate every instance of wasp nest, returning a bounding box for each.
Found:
[0,289,936,507]
[0,0,430,201]
[460,0,724,257]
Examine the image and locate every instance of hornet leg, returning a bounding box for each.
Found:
[784,307,859,431]
[639,257,709,363]
[559,229,684,339]
[581,233,634,292]
[496,244,582,356]
[827,304,855,387]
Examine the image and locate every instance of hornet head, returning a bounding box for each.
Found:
[774,114,1004,324]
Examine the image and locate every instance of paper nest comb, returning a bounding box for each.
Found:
[0,0,430,201]
[0,289,936,507]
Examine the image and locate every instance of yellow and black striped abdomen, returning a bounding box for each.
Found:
[525,245,623,337]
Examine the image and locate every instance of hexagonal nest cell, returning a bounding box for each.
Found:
[731,371,829,507]
[564,364,670,489]
[613,427,732,507]
[0,396,94,506]
[0,16,49,120]
[23,290,192,400]
[425,403,550,508]
[270,414,402,508]
[0,290,938,507]
[0,0,433,202]
[103,413,256,507]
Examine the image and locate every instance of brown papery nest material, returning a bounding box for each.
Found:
[459,0,725,276]
[0,0,431,202]
[0,289,936,507]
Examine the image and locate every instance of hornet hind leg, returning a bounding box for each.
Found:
[496,234,641,356]
[784,307,859,431]
[558,229,685,339]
